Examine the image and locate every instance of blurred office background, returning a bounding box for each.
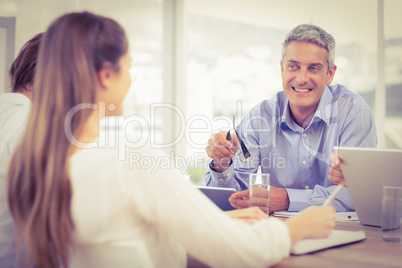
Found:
[0,0,401,184]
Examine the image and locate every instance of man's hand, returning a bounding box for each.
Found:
[269,186,290,212]
[228,186,290,214]
[205,131,239,173]
[328,153,347,187]
[225,207,268,224]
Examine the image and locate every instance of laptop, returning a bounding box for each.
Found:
[195,186,236,211]
[334,146,402,227]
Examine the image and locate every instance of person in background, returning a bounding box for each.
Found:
[205,24,377,213]
[0,32,42,268]
[7,12,335,268]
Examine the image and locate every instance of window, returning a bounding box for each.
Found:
[185,0,395,184]
[0,17,15,93]
[1,0,164,148]
[384,0,402,148]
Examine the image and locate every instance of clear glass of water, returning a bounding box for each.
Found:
[249,173,270,215]
[381,186,402,242]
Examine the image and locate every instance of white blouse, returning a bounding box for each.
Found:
[0,93,31,268]
[69,144,291,268]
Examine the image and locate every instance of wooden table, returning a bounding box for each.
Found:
[188,220,402,268]
[274,220,402,268]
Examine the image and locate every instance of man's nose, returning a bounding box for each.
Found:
[296,69,309,84]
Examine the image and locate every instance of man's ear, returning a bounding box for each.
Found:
[97,62,114,89]
[326,64,337,85]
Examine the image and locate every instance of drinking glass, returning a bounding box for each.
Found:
[249,173,270,215]
[381,186,402,242]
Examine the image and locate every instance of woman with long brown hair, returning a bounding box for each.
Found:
[7,11,335,268]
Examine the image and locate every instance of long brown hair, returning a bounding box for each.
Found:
[7,11,127,267]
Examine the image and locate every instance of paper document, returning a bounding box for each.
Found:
[291,230,366,255]
[273,211,359,222]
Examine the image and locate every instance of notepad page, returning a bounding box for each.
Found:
[273,211,359,222]
[290,230,366,255]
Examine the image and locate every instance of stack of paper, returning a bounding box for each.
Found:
[273,211,359,222]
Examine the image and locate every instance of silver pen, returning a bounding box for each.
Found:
[323,185,344,206]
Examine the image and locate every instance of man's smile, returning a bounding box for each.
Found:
[292,87,313,93]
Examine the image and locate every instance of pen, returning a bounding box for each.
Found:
[323,185,344,206]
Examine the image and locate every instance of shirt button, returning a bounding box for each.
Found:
[303,133,307,138]
[302,160,307,165]
[227,173,231,177]
[305,185,309,189]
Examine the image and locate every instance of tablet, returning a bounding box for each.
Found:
[195,186,236,211]
[334,146,402,227]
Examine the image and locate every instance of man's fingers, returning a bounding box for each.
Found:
[250,187,269,198]
[328,167,347,187]
[213,131,231,146]
[216,138,236,156]
[230,190,250,199]
[228,197,269,214]
[206,131,240,161]
[205,146,214,158]
[229,197,249,209]
[207,139,225,158]
[329,153,341,167]
[328,166,342,178]
[214,131,239,151]
[249,196,269,206]
[207,139,235,159]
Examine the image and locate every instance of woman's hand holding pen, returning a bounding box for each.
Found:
[206,131,240,173]
[285,186,341,245]
[285,206,336,245]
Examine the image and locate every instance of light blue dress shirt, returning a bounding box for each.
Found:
[205,84,377,212]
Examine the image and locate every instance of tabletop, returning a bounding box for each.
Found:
[188,218,402,268]
[273,220,402,268]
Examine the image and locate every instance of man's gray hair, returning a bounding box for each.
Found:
[282,24,335,72]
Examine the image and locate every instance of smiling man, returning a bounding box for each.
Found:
[204,24,377,213]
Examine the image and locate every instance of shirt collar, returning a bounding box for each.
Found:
[312,85,334,126]
[0,92,31,106]
[280,85,334,131]
[280,99,296,131]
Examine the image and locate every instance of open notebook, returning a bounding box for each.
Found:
[290,230,366,255]
[273,211,359,222]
